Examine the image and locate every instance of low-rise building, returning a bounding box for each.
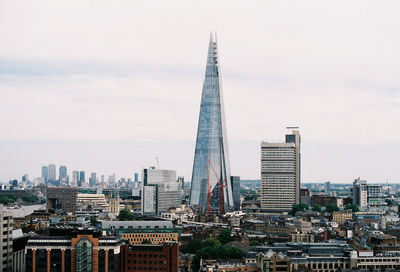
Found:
[333,212,353,224]
[102,221,179,245]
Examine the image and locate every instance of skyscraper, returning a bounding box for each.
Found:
[190,33,233,213]
[48,164,56,181]
[41,166,48,181]
[79,171,85,187]
[261,129,301,212]
[59,165,67,180]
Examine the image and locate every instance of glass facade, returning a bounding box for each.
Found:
[190,33,233,212]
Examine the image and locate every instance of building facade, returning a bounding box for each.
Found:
[353,177,368,208]
[102,221,179,245]
[59,165,67,180]
[120,243,179,272]
[141,167,182,215]
[25,229,122,272]
[48,164,56,181]
[0,205,13,272]
[46,187,78,213]
[190,32,234,213]
[261,129,301,212]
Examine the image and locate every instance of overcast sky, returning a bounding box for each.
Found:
[1,0,399,183]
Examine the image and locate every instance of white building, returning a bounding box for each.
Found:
[261,129,301,212]
[0,205,13,272]
[141,167,183,215]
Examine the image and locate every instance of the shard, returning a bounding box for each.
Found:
[190,33,233,213]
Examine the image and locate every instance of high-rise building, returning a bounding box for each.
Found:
[72,171,79,186]
[231,176,241,211]
[59,165,67,180]
[134,172,139,182]
[48,164,56,181]
[190,33,233,214]
[41,166,48,181]
[0,204,13,272]
[89,172,97,187]
[261,129,301,212]
[353,177,368,208]
[79,171,85,187]
[142,167,182,215]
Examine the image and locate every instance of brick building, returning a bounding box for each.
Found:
[120,243,179,272]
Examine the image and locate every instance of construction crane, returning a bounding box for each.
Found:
[205,155,224,215]
[155,157,160,169]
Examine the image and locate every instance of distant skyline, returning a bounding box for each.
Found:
[1,1,400,183]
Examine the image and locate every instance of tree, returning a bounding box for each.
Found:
[23,195,39,203]
[182,239,204,254]
[326,204,339,213]
[289,203,309,216]
[117,209,134,221]
[385,199,394,206]
[218,228,232,244]
[312,205,322,212]
[249,240,262,246]
[345,204,359,212]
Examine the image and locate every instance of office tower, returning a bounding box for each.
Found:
[367,184,384,205]
[231,176,241,211]
[261,129,301,212]
[324,181,331,194]
[59,165,67,180]
[26,229,122,272]
[79,170,85,185]
[142,167,182,215]
[353,177,368,208]
[46,187,78,213]
[22,174,28,182]
[89,172,97,187]
[134,172,139,182]
[48,164,56,181]
[72,171,79,186]
[41,166,48,181]
[190,33,234,214]
[0,205,13,272]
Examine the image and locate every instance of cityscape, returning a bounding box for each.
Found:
[1,1,400,272]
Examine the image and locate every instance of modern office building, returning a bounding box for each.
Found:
[72,171,79,186]
[25,229,122,272]
[59,165,67,180]
[0,205,13,272]
[48,164,56,181]
[102,221,179,245]
[89,172,97,187]
[46,187,78,213]
[231,176,241,211]
[120,243,179,272]
[190,32,234,214]
[353,177,368,208]
[41,166,48,181]
[141,167,182,215]
[79,171,85,187]
[261,129,301,212]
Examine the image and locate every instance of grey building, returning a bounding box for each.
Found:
[59,165,67,180]
[79,171,85,187]
[41,166,48,181]
[0,205,13,272]
[89,172,97,187]
[353,177,368,208]
[261,129,301,212]
[141,167,182,215]
[231,176,241,211]
[48,164,56,181]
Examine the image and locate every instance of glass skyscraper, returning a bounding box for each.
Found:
[190,33,233,213]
